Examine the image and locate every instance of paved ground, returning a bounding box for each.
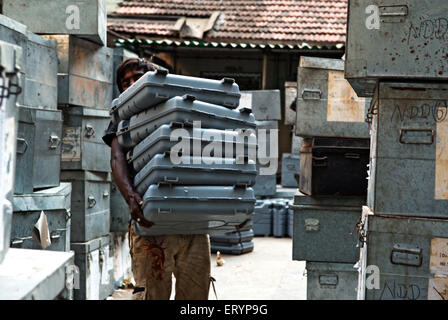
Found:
[108,236,307,300]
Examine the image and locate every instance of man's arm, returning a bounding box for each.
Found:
[110,136,153,228]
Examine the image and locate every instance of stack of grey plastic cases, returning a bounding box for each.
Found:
[0,40,23,265]
[210,240,255,255]
[60,106,111,172]
[44,35,113,110]
[135,185,255,236]
[110,69,241,123]
[281,153,300,188]
[306,261,359,300]
[10,183,71,252]
[253,199,273,237]
[127,123,257,173]
[60,171,111,242]
[24,31,58,110]
[292,193,364,264]
[240,90,281,121]
[3,0,108,46]
[210,229,255,245]
[345,0,448,98]
[14,105,63,194]
[117,95,255,149]
[71,234,115,300]
[358,207,448,300]
[368,82,448,218]
[295,56,371,139]
[134,153,257,195]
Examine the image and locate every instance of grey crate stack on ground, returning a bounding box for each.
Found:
[210,227,255,256]
[345,0,448,300]
[291,55,371,300]
[113,70,257,236]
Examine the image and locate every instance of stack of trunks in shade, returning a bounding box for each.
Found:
[112,69,257,239]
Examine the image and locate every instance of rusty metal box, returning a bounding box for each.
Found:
[368,82,448,218]
[60,171,111,242]
[44,35,113,109]
[346,0,448,98]
[3,0,107,46]
[11,183,71,252]
[295,56,370,139]
[357,206,448,300]
[14,106,63,194]
[24,31,58,110]
[240,90,281,121]
[60,106,111,173]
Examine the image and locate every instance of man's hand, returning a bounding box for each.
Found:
[129,192,154,228]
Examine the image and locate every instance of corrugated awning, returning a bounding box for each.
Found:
[115,38,345,50]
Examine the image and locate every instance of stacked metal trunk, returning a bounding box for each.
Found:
[0,13,76,300]
[291,56,371,300]
[240,90,281,198]
[114,70,257,236]
[345,0,448,300]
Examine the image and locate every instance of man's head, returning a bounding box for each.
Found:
[116,58,156,93]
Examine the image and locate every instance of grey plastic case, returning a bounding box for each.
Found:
[111,69,241,122]
[210,240,254,255]
[134,153,257,194]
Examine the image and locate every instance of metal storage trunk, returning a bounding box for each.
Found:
[127,123,258,173]
[291,131,302,155]
[0,248,75,300]
[299,137,370,197]
[210,229,254,244]
[210,240,254,255]
[281,153,300,188]
[14,106,63,194]
[112,69,241,122]
[368,82,448,218]
[110,182,130,233]
[240,90,281,121]
[345,0,448,98]
[44,35,113,109]
[284,82,297,125]
[295,56,370,139]
[71,234,115,300]
[3,0,107,46]
[10,183,71,252]
[60,106,111,172]
[117,95,256,149]
[135,185,255,236]
[0,40,23,264]
[292,193,364,263]
[358,206,448,300]
[112,47,138,99]
[253,199,273,237]
[134,153,257,195]
[24,31,58,110]
[306,262,358,300]
[253,172,277,197]
[60,171,111,242]
[272,199,287,238]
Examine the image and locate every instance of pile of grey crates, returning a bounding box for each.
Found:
[113,70,257,236]
[291,55,371,300]
[346,0,448,300]
[210,222,255,255]
[252,199,293,238]
[0,0,122,300]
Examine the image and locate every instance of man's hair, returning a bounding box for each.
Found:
[116,58,156,93]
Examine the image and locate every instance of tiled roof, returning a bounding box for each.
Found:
[108,0,347,46]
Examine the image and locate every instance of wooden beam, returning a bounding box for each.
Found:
[262,53,268,89]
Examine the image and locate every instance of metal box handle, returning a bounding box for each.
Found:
[399,128,434,145]
[163,177,180,184]
[10,236,32,246]
[380,5,409,23]
[345,153,361,159]
[103,191,109,198]
[88,195,96,208]
[390,244,423,267]
[312,156,328,167]
[302,89,322,100]
[16,138,28,154]
[319,274,338,287]
[49,135,61,149]
[158,208,172,214]
[85,124,95,137]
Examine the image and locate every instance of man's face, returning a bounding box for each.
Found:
[121,68,145,92]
